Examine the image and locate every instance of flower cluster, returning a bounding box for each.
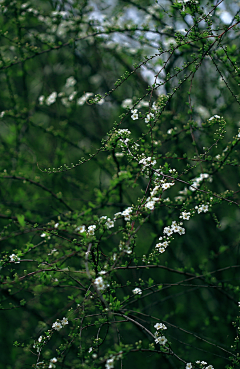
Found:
[65,76,77,88]
[196,204,209,214]
[155,221,185,254]
[99,216,114,229]
[163,221,185,236]
[9,254,20,263]
[154,322,168,345]
[88,225,96,236]
[45,91,57,105]
[195,361,214,369]
[105,357,115,369]
[132,287,142,295]
[94,276,107,291]
[114,206,133,221]
[52,317,68,331]
[77,92,94,105]
[145,112,154,123]
[119,240,132,254]
[189,173,212,191]
[131,108,138,120]
[139,156,157,170]
[48,357,58,369]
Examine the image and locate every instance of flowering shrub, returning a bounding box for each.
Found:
[0,0,240,368]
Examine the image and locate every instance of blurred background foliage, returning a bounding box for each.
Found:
[0,0,240,368]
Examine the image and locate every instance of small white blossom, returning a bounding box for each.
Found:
[180,211,191,220]
[46,92,57,105]
[65,76,77,88]
[133,287,142,295]
[94,276,106,291]
[131,109,138,120]
[186,363,192,369]
[154,323,167,330]
[145,201,155,210]
[209,115,220,121]
[9,254,20,263]
[106,357,114,369]
[88,225,96,235]
[159,246,165,253]
[163,227,173,236]
[61,317,68,326]
[155,335,167,345]
[145,112,154,123]
[178,227,185,235]
[50,358,57,363]
[39,95,45,105]
[52,321,62,331]
[162,182,174,190]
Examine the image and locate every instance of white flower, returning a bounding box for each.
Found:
[9,254,20,263]
[41,233,46,237]
[39,95,45,105]
[131,111,138,120]
[88,225,96,235]
[50,358,57,363]
[94,276,106,291]
[202,204,209,212]
[54,223,59,228]
[209,115,220,121]
[133,287,142,295]
[52,321,62,331]
[76,225,86,233]
[201,362,207,365]
[197,204,209,214]
[154,323,167,330]
[145,201,155,210]
[38,336,43,342]
[145,112,154,123]
[46,91,57,105]
[186,363,192,369]
[180,212,191,220]
[163,227,173,236]
[113,212,122,220]
[106,219,114,229]
[61,317,68,326]
[162,182,174,190]
[97,98,105,105]
[178,227,185,235]
[77,92,93,105]
[88,347,93,353]
[159,247,165,253]
[106,357,114,369]
[155,335,167,345]
[115,152,124,157]
[69,91,77,101]
[206,366,214,369]
[65,76,77,88]
[171,224,181,233]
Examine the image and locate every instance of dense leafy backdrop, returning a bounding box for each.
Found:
[0,0,240,368]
